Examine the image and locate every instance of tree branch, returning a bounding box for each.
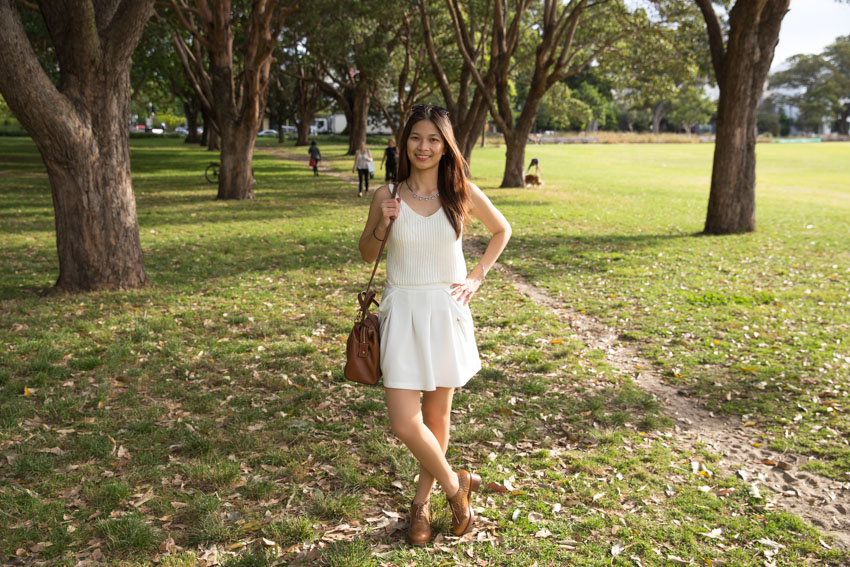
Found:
[104,0,155,62]
[0,0,81,141]
[694,0,725,81]
[444,0,506,133]
[167,0,213,50]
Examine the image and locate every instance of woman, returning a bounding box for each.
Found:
[380,138,398,182]
[352,141,373,197]
[358,105,511,545]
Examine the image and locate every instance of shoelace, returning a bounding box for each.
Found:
[412,503,429,521]
[448,488,467,525]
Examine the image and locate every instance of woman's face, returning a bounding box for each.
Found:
[359,142,366,152]
[407,120,445,172]
[388,139,395,147]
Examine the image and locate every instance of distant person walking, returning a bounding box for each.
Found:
[353,141,373,197]
[380,138,398,182]
[308,141,322,176]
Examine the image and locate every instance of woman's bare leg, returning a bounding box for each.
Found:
[385,388,459,500]
[413,387,455,503]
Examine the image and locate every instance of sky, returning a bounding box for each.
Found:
[771,0,850,71]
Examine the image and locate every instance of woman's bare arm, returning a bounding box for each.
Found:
[358,185,400,263]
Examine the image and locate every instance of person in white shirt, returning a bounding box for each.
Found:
[352,141,373,197]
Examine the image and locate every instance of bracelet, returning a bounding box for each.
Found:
[372,227,385,242]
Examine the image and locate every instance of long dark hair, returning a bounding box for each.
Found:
[396,104,470,239]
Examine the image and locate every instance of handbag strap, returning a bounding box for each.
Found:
[359,183,398,317]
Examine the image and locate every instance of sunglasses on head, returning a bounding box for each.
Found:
[411,104,449,117]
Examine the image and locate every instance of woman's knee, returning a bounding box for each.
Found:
[389,414,420,442]
[421,405,450,433]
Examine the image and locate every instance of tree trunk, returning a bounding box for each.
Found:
[500,132,526,187]
[217,124,256,199]
[457,93,490,163]
[837,105,849,136]
[207,126,221,151]
[296,119,311,146]
[0,0,153,293]
[348,83,370,154]
[296,69,319,146]
[47,112,149,291]
[499,83,544,188]
[651,101,667,134]
[184,98,201,143]
[704,86,758,233]
[698,0,790,234]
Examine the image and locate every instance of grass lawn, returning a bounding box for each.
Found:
[460,141,850,481]
[0,136,848,566]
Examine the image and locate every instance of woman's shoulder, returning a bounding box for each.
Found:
[372,183,396,199]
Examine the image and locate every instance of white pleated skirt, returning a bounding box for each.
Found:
[378,284,481,391]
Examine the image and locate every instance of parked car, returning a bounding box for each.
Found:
[258,129,278,136]
[175,126,189,135]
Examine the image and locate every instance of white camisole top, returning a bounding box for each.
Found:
[386,200,466,287]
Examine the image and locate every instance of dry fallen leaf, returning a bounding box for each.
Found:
[37,447,64,456]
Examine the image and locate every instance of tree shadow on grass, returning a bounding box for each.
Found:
[494,231,702,275]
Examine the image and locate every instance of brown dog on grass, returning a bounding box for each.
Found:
[525,173,543,187]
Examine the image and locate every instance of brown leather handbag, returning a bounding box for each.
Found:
[344,184,396,385]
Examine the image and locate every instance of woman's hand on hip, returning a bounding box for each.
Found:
[450,276,482,307]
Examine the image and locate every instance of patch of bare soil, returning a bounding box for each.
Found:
[463,236,850,550]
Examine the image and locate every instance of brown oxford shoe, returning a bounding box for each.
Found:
[407,501,431,546]
[447,470,481,536]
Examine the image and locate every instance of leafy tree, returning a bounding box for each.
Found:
[292,0,400,154]
[450,0,635,187]
[132,14,202,142]
[607,0,712,133]
[373,8,437,139]
[540,82,592,130]
[417,0,495,161]
[0,0,154,292]
[770,36,850,135]
[667,84,715,134]
[168,0,298,199]
[694,0,790,234]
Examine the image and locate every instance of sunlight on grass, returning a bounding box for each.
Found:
[0,137,847,565]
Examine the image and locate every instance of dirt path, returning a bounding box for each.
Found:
[461,236,850,549]
[264,148,850,549]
